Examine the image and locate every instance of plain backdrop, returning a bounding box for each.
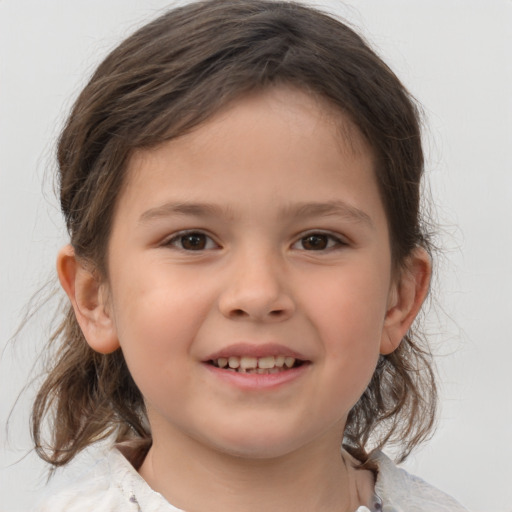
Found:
[1,1,511,511]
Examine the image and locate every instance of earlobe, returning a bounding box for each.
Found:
[57,244,120,354]
[380,248,431,355]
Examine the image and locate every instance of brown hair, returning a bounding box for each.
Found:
[32,0,436,467]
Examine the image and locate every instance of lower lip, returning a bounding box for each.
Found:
[203,363,310,390]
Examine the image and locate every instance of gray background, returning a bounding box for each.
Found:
[1,1,511,510]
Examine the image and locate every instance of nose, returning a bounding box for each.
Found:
[218,249,296,322]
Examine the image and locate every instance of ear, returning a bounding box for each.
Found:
[380,247,431,355]
[57,244,120,354]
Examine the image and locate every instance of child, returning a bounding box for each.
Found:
[32,1,469,510]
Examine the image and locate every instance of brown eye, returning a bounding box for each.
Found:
[181,233,207,250]
[301,234,329,250]
[166,231,217,251]
[293,232,345,251]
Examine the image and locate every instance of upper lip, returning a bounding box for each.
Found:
[204,343,309,362]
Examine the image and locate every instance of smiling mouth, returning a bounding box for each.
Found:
[208,355,306,374]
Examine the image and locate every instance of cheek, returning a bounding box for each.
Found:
[301,265,390,382]
[111,260,207,332]
[108,266,213,385]
[306,265,390,338]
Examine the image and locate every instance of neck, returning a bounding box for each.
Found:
[137,425,372,512]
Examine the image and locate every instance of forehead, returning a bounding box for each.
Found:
[118,86,381,222]
[128,86,372,177]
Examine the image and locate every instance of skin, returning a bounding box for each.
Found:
[58,87,430,512]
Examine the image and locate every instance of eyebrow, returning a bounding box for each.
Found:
[283,201,374,228]
[139,202,232,223]
[139,200,373,228]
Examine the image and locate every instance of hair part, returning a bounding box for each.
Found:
[33,0,437,467]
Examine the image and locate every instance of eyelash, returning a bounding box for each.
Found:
[164,230,219,251]
[163,230,346,252]
[291,232,347,252]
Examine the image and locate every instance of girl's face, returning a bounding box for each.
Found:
[96,87,410,459]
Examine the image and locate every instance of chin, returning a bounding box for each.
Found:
[199,424,312,461]
[215,441,297,461]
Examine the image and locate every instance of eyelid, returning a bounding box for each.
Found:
[163,229,220,250]
[291,230,348,250]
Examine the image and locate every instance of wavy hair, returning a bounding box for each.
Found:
[32,0,437,467]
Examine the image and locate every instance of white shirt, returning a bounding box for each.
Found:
[35,446,469,512]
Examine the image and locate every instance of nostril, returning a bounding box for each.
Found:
[227,307,289,320]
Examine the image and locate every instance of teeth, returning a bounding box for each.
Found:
[228,356,240,369]
[258,356,275,369]
[240,356,257,370]
[284,357,295,368]
[213,355,299,372]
